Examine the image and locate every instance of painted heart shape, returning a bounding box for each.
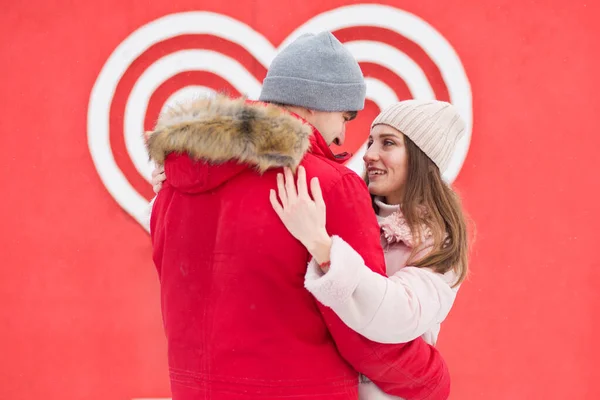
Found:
[88,4,472,232]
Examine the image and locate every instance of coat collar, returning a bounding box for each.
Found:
[376,197,432,247]
[145,95,349,193]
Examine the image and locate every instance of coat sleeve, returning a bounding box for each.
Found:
[305,236,458,344]
[314,171,450,400]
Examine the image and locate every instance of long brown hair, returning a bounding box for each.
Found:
[368,135,471,286]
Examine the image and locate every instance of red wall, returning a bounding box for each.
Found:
[1,0,599,399]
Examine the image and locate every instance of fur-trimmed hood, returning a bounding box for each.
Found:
[146,95,312,173]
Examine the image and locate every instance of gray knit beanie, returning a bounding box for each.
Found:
[371,100,466,172]
[258,32,366,112]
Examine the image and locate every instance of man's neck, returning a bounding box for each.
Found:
[282,105,310,121]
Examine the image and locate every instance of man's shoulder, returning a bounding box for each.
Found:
[300,154,371,206]
[301,153,362,186]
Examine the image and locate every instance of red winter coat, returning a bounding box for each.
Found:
[147,96,450,400]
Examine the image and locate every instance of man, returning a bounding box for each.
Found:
[147,32,450,399]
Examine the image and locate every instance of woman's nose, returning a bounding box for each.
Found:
[363,144,379,163]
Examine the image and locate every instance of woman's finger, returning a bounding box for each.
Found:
[296,166,309,199]
[311,177,325,209]
[151,172,166,188]
[277,173,288,207]
[152,165,165,178]
[269,189,284,217]
[284,167,298,202]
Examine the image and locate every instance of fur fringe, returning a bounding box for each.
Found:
[146,95,312,173]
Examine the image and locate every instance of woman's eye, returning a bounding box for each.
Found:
[367,140,373,148]
[384,140,395,146]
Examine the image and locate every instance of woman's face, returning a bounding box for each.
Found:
[363,124,409,205]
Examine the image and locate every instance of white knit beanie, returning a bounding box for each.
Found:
[371,100,466,172]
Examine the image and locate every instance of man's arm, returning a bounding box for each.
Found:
[317,171,450,400]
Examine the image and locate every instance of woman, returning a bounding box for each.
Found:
[269,99,471,399]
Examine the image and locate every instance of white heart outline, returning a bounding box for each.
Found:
[87,4,472,232]
[125,49,264,180]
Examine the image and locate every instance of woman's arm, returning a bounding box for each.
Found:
[270,167,458,344]
[305,235,458,343]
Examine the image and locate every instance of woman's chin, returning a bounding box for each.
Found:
[367,184,387,197]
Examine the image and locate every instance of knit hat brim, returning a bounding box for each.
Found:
[259,76,366,112]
